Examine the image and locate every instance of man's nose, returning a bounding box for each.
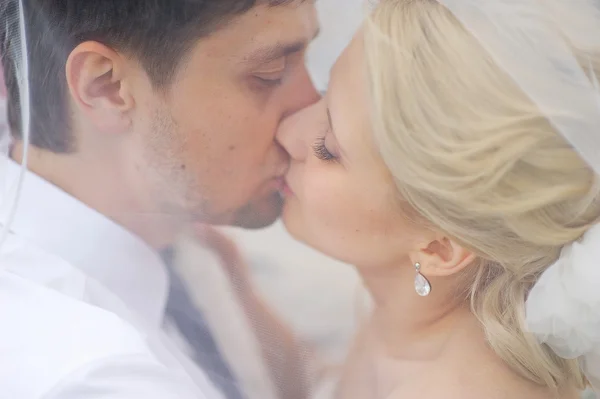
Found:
[281,67,320,119]
[276,100,322,162]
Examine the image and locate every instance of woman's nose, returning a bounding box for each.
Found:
[276,99,324,162]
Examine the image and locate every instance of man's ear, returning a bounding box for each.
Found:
[65,41,135,135]
[409,235,476,277]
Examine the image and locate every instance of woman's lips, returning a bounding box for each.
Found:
[281,179,294,197]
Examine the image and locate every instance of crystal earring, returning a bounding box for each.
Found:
[414,262,431,297]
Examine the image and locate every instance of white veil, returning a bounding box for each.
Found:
[435,0,600,393]
[0,0,30,246]
[5,0,600,397]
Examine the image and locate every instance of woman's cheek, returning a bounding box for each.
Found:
[302,166,347,223]
[302,168,365,240]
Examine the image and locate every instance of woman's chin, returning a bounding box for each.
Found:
[280,202,333,259]
[280,204,363,267]
[281,199,316,250]
[280,200,302,237]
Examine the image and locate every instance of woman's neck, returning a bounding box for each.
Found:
[357,261,473,360]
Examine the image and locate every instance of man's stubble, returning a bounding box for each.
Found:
[145,108,283,231]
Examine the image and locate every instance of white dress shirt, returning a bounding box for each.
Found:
[0,160,223,399]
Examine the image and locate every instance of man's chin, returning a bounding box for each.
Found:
[229,192,284,229]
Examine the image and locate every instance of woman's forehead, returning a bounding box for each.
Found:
[329,34,377,161]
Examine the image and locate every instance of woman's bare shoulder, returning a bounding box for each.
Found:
[387,366,578,399]
[387,344,579,399]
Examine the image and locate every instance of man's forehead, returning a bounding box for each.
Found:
[241,25,320,66]
[221,1,319,63]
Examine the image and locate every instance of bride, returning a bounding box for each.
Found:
[276,0,600,398]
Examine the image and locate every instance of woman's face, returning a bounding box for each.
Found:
[277,33,424,268]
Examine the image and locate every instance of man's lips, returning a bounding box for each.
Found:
[262,173,294,197]
[265,176,285,191]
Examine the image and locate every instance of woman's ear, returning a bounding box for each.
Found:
[409,235,476,277]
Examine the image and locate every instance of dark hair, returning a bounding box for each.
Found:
[0,0,296,152]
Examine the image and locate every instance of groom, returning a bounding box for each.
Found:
[0,0,319,398]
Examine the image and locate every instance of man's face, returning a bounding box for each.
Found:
[131,1,319,229]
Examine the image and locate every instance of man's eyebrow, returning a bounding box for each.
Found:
[242,27,321,65]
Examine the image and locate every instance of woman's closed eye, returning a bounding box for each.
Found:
[312,136,337,162]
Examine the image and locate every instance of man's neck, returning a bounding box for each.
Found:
[11,141,182,249]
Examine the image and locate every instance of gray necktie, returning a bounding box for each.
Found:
[162,248,245,399]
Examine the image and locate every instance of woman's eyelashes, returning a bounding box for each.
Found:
[312,136,337,162]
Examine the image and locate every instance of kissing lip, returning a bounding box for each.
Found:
[281,178,295,197]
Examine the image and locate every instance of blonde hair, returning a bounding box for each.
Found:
[364,0,600,391]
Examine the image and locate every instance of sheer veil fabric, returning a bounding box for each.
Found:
[4,0,600,397]
[434,0,600,393]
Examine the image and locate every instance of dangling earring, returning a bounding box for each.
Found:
[414,262,431,297]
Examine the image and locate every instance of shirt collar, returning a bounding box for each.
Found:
[0,159,169,327]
